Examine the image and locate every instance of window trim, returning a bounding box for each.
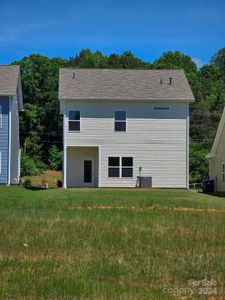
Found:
[114,110,127,132]
[107,156,133,178]
[68,110,81,132]
[222,162,225,183]
[0,105,2,128]
[121,157,133,178]
[108,156,120,178]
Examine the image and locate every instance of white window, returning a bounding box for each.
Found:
[114,111,126,132]
[153,106,170,111]
[108,157,133,178]
[222,163,225,182]
[108,157,120,177]
[0,152,1,174]
[0,105,2,128]
[68,111,80,131]
[121,157,133,177]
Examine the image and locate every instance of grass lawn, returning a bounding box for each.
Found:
[0,187,225,299]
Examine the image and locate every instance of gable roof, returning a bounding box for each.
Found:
[0,65,23,111]
[59,68,195,101]
[207,108,225,159]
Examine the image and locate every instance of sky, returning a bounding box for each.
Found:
[0,0,225,67]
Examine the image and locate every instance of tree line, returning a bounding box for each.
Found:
[12,47,225,182]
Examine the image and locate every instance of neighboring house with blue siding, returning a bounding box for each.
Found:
[0,65,23,184]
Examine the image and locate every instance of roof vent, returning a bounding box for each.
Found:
[72,72,75,79]
[160,78,163,84]
[169,77,173,85]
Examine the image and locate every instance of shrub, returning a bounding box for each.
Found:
[189,140,209,183]
[23,178,32,188]
[21,151,40,176]
[48,145,62,171]
[35,160,47,174]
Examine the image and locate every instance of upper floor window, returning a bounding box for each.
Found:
[68,111,80,131]
[0,105,2,128]
[115,111,126,132]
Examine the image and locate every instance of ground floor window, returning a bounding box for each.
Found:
[122,157,133,177]
[108,156,133,178]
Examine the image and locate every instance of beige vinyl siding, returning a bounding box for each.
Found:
[209,125,225,192]
[10,96,20,184]
[64,100,188,188]
[67,147,98,187]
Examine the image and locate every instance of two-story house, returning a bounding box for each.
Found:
[59,68,194,188]
[0,65,23,184]
[207,107,225,192]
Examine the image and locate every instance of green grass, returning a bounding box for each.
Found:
[0,187,225,299]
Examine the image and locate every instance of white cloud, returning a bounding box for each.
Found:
[192,57,205,69]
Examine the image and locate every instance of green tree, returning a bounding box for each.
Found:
[211,47,225,75]
[20,151,40,176]
[189,140,209,183]
[11,47,225,183]
[48,145,62,170]
[13,54,66,170]
[118,51,151,69]
[68,49,107,68]
[186,72,202,102]
[153,50,197,73]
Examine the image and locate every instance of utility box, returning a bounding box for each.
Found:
[202,179,214,193]
[139,177,152,188]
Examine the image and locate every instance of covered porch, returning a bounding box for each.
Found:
[63,146,99,188]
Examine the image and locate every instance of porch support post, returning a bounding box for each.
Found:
[63,111,67,188]
[7,96,12,185]
[63,146,67,188]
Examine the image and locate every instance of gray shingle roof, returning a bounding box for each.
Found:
[0,65,20,95]
[59,68,195,101]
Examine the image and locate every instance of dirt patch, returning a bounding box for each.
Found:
[172,207,220,213]
[23,170,62,188]
[43,170,62,177]
[71,205,225,213]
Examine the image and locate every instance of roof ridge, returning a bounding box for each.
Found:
[60,67,184,72]
[0,64,20,67]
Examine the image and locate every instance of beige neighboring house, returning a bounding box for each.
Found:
[207,108,225,192]
[59,68,194,188]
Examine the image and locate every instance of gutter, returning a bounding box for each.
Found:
[206,153,215,160]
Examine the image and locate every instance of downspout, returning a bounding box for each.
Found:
[7,96,12,185]
[18,149,21,181]
[63,100,67,188]
[98,146,101,188]
[186,101,189,189]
